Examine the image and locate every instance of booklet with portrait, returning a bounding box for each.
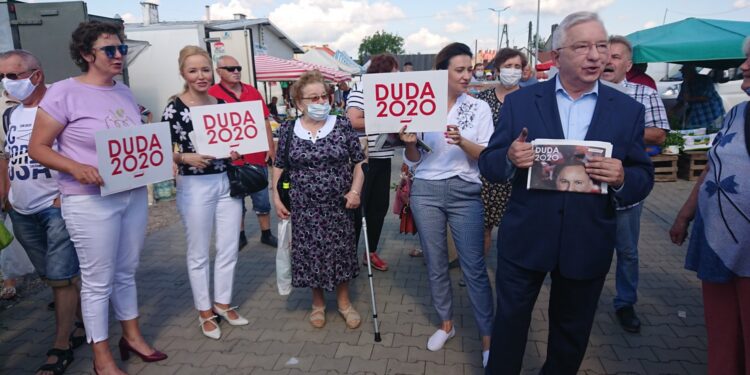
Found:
[526,139,613,195]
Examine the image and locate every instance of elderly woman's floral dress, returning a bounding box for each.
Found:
[274,116,365,291]
[475,88,512,228]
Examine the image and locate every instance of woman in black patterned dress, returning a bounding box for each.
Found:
[273,71,366,329]
[476,48,527,254]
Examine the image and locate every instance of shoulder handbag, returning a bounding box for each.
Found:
[226,162,268,198]
[276,123,293,211]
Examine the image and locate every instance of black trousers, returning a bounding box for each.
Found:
[486,255,606,375]
[354,158,391,253]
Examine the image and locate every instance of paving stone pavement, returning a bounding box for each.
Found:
[0,157,706,375]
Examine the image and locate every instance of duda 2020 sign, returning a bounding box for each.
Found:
[362,70,448,134]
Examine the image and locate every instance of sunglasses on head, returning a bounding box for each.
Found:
[97,44,128,59]
[219,66,242,73]
[0,69,36,80]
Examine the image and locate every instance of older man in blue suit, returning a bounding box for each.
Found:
[480,12,654,374]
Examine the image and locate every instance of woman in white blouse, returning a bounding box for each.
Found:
[399,42,494,367]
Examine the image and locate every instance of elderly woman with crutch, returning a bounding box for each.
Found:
[272,70,366,329]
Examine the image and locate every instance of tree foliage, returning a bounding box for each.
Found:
[357,30,405,63]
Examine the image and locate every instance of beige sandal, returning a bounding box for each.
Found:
[310,305,326,328]
[338,304,361,329]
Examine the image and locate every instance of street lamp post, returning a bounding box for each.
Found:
[488,6,510,52]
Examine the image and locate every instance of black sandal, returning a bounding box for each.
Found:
[37,348,74,375]
[69,322,86,349]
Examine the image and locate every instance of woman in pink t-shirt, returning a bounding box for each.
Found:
[29,21,166,374]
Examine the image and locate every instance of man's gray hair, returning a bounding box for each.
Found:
[552,12,606,50]
[0,49,42,70]
[744,36,750,56]
[608,35,633,56]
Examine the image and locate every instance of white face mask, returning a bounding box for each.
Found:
[474,70,485,78]
[498,68,522,88]
[306,103,330,121]
[2,75,38,101]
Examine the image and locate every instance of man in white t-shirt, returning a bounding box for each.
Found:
[0,50,83,374]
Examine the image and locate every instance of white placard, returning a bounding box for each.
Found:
[189,101,269,157]
[363,70,448,134]
[95,122,173,196]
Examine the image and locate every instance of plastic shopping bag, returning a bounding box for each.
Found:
[276,218,292,295]
[0,214,34,278]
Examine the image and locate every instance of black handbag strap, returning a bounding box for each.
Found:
[217,83,241,103]
[744,101,750,157]
[283,121,293,170]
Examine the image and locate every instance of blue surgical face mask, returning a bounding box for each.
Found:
[2,75,38,101]
[307,103,330,121]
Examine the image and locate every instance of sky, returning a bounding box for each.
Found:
[32,0,750,57]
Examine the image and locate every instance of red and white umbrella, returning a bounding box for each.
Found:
[255,54,350,82]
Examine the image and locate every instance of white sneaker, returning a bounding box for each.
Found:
[483,350,490,368]
[427,327,455,351]
[213,305,249,326]
[199,315,221,340]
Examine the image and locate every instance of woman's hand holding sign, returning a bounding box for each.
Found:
[181,153,216,169]
[70,162,105,186]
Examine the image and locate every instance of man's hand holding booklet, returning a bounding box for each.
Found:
[525,138,614,195]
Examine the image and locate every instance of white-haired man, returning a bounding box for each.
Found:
[0,49,84,375]
[480,12,654,373]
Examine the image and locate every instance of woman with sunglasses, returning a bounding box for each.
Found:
[29,21,166,375]
[399,42,494,367]
[163,46,246,340]
[272,71,365,329]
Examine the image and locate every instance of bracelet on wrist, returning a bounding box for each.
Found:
[350,190,359,196]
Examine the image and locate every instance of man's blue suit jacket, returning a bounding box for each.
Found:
[479,79,654,280]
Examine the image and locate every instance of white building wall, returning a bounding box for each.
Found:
[254,25,294,59]
[125,25,204,119]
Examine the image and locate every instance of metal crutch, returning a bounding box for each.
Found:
[359,162,382,342]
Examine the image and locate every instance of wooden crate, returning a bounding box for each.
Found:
[650,154,678,182]
[678,151,708,181]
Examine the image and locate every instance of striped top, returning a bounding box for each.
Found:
[346,84,394,159]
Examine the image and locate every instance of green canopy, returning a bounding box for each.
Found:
[627,18,750,69]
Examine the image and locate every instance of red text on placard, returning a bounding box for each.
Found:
[374,82,437,118]
[203,111,259,145]
[108,134,164,176]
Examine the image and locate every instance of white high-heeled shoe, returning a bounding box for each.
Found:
[199,315,221,340]
[213,305,249,326]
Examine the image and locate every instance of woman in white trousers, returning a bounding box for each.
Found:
[162,46,247,340]
[29,21,166,374]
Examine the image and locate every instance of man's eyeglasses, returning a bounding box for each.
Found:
[0,70,36,80]
[219,66,242,73]
[556,42,609,55]
[301,94,328,102]
[97,44,129,59]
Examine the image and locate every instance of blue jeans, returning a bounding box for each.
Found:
[242,166,271,215]
[410,177,494,336]
[9,206,79,286]
[613,202,643,310]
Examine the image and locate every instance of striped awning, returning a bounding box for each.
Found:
[255,54,350,82]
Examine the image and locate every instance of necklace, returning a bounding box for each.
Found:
[182,92,212,106]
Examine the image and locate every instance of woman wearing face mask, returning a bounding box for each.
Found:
[399,42,494,367]
[162,46,245,340]
[475,48,527,254]
[272,71,365,329]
